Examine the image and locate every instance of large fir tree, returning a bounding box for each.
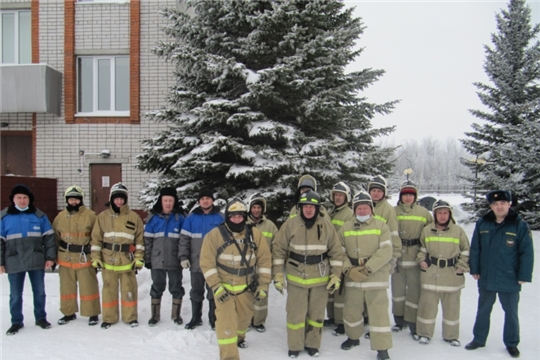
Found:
[461,0,540,227]
[137,0,397,222]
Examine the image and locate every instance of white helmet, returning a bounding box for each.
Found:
[330,182,351,203]
[352,191,373,210]
[248,193,267,214]
[110,182,128,203]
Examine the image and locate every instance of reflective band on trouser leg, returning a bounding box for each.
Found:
[343,285,365,340]
[391,269,406,316]
[366,289,392,351]
[333,288,345,324]
[216,291,241,360]
[59,266,78,316]
[326,293,335,319]
[305,286,328,349]
[253,290,268,326]
[236,291,254,341]
[120,271,138,323]
[78,265,101,317]
[286,285,309,351]
[404,266,421,324]
[101,269,120,323]
[441,291,461,340]
[416,290,439,339]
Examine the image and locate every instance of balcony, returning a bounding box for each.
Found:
[0,63,62,116]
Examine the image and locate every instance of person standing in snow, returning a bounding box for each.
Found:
[392,180,433,340]
[200,199,271,360]
[1,184,56,335]
[272,190,344,358]
[53,185,100,326]
[179,189,224,330]
[246,193,278,333]
[415,199,470,346]
[144,187,186,326]
[90,183,145,329]
[465,190,534,359]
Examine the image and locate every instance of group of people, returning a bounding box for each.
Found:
[0,176,534,360]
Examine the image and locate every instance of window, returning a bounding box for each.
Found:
[0,10,31,64]
[77,56,130,115]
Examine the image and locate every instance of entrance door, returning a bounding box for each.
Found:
[90,164,122,213]
[1,133,32,175]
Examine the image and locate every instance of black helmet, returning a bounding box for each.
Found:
[368,176,387,195]
[297,175,317,192]
[298,190,321,206]
[352,191,373,210]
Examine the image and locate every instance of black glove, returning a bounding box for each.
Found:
[145,262,152,270]
[214,286,233,303]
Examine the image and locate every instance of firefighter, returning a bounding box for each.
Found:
[144,187,186,326]
[325,182,354,336]
[53,185,100,326]
[416,199,470,346]
[90,183,145,329]
[339,191,393,360]
[289,175,328,219]
[200,199,271,360]
[393,180,433,339]
[272,190,344,358]
[246,192,278,333]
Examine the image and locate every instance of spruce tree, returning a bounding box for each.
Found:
[461,0,540,227]
[137,0,397,222]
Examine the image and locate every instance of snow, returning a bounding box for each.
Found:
[2,194,538,360]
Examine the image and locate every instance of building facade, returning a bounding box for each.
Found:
[1,0,182,215]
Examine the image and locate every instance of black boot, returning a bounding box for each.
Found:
[407,321,418,340]
[148,298,161,326]
[377,350,390,360]
[391,315,407,332]
[208,300,216,331]
[341,338,360,350]
[172,298,183,325]
[185,300,203,330]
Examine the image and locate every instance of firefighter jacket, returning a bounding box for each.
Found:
[179,206,223,273]
[339,216,393,290]
[470,209,534,293]
[0,205,56,274]
[144,211,184,270]
[247,215,278,250]
[90,204,144,273]
[373,198,402,260]
[394,202,433,269]
[272,213,344,289]
[53,206,96,269]
[417,221,470,293]
[200,223,271,294]
[329,204,354,232]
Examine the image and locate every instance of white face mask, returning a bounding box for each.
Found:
[356,215,370,223]
[15,205,29,211]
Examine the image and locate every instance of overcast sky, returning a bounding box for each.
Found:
[344,0,540,143]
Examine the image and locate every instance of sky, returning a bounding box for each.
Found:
[2,194,539,360]
[344,0,540,143]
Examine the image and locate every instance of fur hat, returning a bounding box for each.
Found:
[10,184,34,205]
[153,187,179,213]
[486,190,512,204]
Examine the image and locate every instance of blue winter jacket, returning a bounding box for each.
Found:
[178,206,223,272]
[0,206,56,274]
[144,211,184,270]
[470,209,534,292]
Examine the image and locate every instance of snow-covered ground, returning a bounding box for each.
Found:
[1,194,538,359]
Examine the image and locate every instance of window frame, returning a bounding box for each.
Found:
[76,55,130,117]
[0,9,31,64]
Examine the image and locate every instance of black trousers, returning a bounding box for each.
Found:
[150,269,185,299]
[189,271,214,302]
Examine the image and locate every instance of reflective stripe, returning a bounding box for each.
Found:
[332,219,345,226]
[461,250,470,256]
[91,245,102,251]
[400,261,417,267]
[121,300,137,307]
[417,316,436,324]
[273,259,285,265]
[103,262,133,271]
[215,287,224,296]
[0,235,5,241]
[287,273,329,286]
[344,229,382,237]
[392,296,406,302]
[344,318,363,327]
[43,229,54,236]
[143,232,155,238]
[373,215,387,223]
[191,233,202,238]
[341,246,347,253]
[204,268,218,279]
[345,281,389,288]
[425,236,459,244]
[219,253,253,262]
[258,268,271,274]
[307,318,323,328]
[61,293,77,300]
[169,233,180,238]
[80,293,100,301]
[237,328,248,335]
[370,326,391,332]
[290,244,328,251]
[104,232,135,240]
[391,231,399,236]
[397,215,427,223]
[154,232,165,237]
[27,232,42,237]
[102,300,119,308]
[135,245,145,250]
[405,301,418,309]
[261,231,273,238]
[422,284,465,292]
[443,318,460,326]
[57,259,92,269]
[329,260,343,267]
[223,283,248,293]
[379,240,392,248]
[419,247,428,253]
[218,336,238,345]
[334,302,344,308]
[254,304,268,311]
[6,233,23,240]
[287,322,305,330]
[289,214,298,219]
[180,229,192,236]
